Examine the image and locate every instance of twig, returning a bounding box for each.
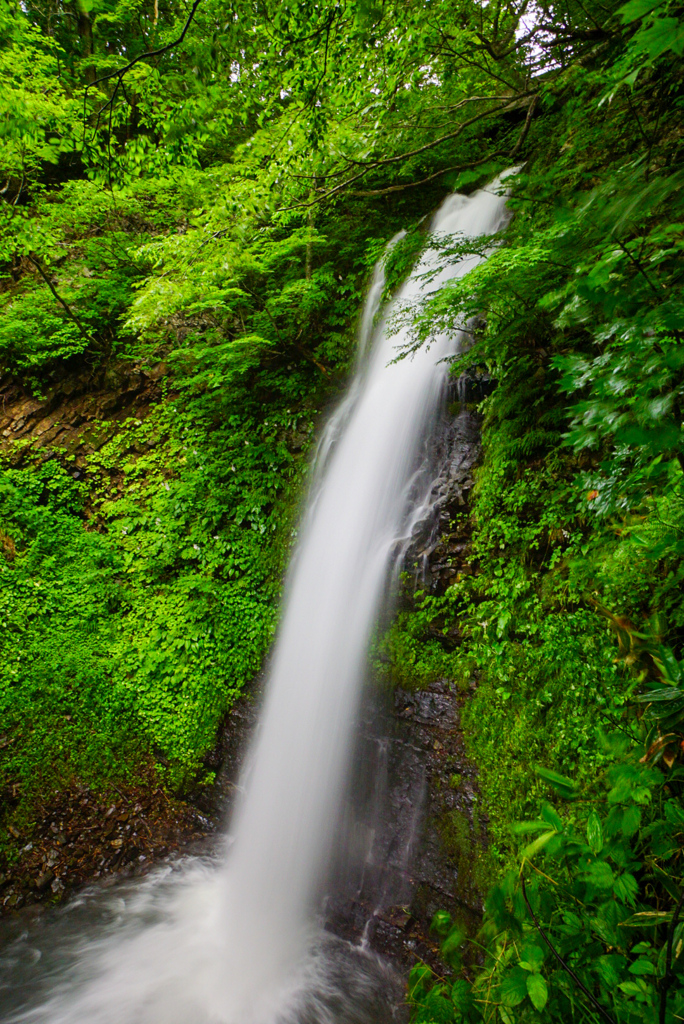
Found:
[520,873,617,1024]
[293,341,329,375]
[344,98,531,171]
[282,90,534,210]
[350,152,507,198]
[82,0,204,147]
[27,256,93,345]
[510,94,538,158]
[612,235,662,295]
[107,76,123,190]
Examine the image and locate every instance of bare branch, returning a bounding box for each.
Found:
[82,0,204,147]
[27,256,93,345]
[350,152,507,198]
[510,93,538,157]
[343,98,529,171]
[281,89,533,211]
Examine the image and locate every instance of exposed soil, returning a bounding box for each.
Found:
[0,359,166,467]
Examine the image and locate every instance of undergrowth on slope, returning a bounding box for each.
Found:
[1,7,683,1015]
[0,382,311,835]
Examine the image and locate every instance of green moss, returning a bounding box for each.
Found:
[371,610,461,690]
[435,806,490,901]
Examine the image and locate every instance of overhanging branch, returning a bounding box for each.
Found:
[281,93,534,211]
[28,256,93,345]
[82,0,204,146]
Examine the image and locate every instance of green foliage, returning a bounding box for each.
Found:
[371,601,462,691]
[0,288,90,369]
[411,745,684,1024]
[4,0,488,839]
[397,6,684,1021]
[0,14,682,1022]
[606,0,684,95]
[0,388,310,820]
[0,460,144,821]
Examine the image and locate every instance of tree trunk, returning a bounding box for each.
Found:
[77,1,95,84]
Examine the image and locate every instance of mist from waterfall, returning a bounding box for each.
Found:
[1,175,514,1024]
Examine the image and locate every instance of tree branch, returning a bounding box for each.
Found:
[281,94,532,211]
[350,151,507,197]
[612,235,662,294]
[520,874,617,1024]
[344,97,530,171]
[27,256,93,345]
[510,93,538,157]
[82,0,204,145]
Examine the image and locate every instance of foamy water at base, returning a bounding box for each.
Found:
[0,858,402,1024]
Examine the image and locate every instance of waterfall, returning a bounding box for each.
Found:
[1,175,514,1024]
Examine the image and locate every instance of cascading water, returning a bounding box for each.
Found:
[0,175,514,1024]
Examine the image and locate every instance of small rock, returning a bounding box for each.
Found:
[50,878,64,894]
[35,870,54,892]
[110,838,123,849]
[381,907,413,930]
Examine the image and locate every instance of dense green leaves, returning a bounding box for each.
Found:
[411,755,684,1024]
[0,394,309,819]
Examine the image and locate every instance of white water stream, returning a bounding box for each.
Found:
[1,176,514,1024]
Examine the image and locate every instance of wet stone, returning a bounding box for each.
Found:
[35,871,54,892]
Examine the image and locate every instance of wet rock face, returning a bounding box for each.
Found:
[403,405,481,595]
[324,680,482,975]
[395,683,483,929]
[0,783,211,915]
[324,402,486,973]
